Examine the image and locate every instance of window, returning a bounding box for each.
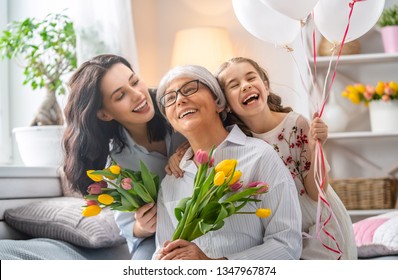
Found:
[0,0,11,164]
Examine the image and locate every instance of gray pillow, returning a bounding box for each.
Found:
[4,197,126,249]
[353,210,398,258]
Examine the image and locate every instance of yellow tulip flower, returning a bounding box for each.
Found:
[86,170,103,182]
[215,159,237,176]
[214,171,225,186]
[98,194,114,205]
[228,170,242,185]
[256,208,272,218]
[375,81,385,96]
[82,205,102,217]
[109,165,121,175]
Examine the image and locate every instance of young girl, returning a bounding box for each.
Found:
[214,57,357,260]
[63,54,185,260]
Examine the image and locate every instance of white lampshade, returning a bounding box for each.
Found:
[171,27,234,72]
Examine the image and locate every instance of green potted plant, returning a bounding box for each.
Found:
[378,4,398,53]
[0,13,77,166]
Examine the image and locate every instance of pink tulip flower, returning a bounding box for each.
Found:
[195,149,209,164]
[121,178,133,190]
[87,182,104,195]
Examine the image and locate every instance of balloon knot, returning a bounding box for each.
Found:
[284,45,294,52]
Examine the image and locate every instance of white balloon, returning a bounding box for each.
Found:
[260,0,320,20]
[232,0,301,46]
[314,0,385,44]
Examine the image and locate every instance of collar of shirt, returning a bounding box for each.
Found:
[179,125,247,174]
[119,127,171,156]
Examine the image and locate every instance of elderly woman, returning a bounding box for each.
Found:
[153,65,302,260]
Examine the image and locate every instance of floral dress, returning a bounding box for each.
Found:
[252,111,357,260]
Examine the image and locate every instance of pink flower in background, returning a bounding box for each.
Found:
[382,94,391,102]
[364,86,375,100]
[384,86,394,96]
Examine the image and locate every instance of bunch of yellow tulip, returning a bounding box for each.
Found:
[82,160,159,217]
[172,147,271,242]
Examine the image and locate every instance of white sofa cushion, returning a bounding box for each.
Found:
[4,197,126,249]
[353,210,398,258]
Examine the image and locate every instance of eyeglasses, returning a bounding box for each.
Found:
[160,79,200,108]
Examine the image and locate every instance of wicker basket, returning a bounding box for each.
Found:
[330,177,397,210]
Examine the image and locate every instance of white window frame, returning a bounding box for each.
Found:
[0,0,12,164]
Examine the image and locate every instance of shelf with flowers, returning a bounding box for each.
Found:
[341,81,398,132]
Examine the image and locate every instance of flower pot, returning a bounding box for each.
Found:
[369,101,398,132]
[380,26,398,53]
[13,125,65,167]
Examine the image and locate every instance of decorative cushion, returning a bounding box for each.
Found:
[4,197,126,249]
[353,211,398,258]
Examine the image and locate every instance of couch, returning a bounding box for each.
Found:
[1,166,397,260]
[0,166,131,260]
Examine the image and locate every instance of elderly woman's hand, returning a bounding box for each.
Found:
[156,239,214,260]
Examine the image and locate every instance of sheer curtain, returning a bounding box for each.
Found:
[0,0,11,164]
[71,0,139,70]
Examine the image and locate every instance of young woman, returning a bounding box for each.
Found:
[214,57,357,260]
[153,64,302,260]
[63,54,185,260]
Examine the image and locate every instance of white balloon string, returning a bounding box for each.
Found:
[319,0,364,117]
[299,18,318,108]
[289,52,318,114]
[320,48,335,112]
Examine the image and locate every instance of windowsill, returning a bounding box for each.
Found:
[0,165,60,177]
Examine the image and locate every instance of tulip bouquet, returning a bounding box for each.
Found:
[172,148,271,242]
[82,161,159,217]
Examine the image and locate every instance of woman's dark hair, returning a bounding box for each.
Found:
[63,54,168,195]
[214,57,293,136]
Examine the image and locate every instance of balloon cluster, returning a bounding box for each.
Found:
[232,0,385,46]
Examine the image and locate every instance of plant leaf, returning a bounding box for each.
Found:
[134,182,154,203]
[174,197,191,222]
[139,161,157,200]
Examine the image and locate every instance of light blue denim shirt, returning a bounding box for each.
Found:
[111,128,185,259]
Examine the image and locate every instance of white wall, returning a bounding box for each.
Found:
[132,0,309,117]
[11,0,377,165]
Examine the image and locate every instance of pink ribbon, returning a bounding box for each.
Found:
[312,0,366,259]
